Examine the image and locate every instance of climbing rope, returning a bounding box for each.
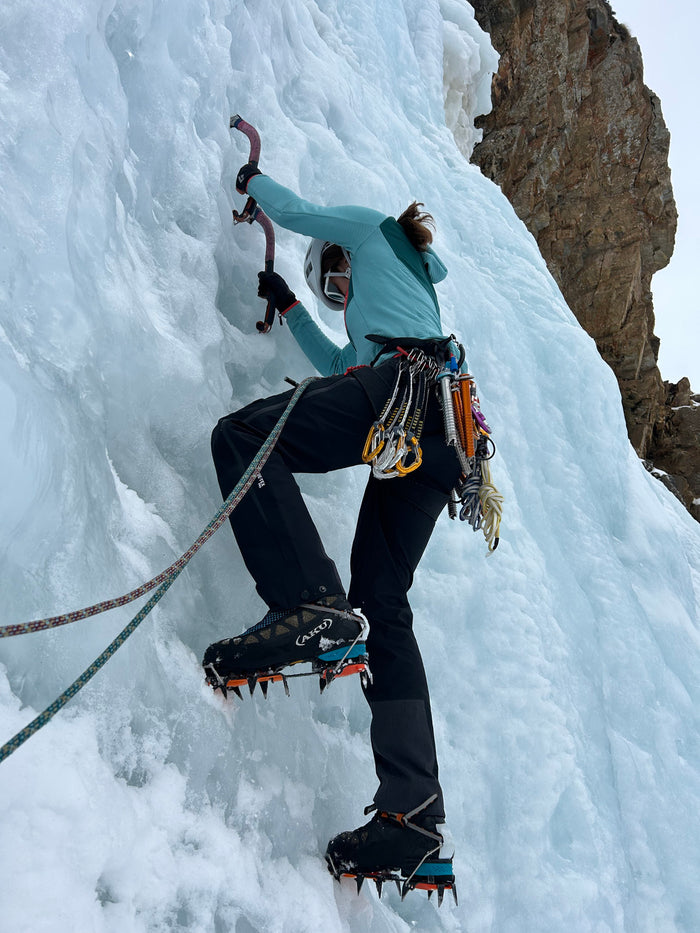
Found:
[460,458,502,552]
[478,461,503,552]
[0,377,316,764]
[0,380,315,641]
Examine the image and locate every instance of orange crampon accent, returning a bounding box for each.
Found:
[215,653,372,699]
[320,661,368,684]
[332,869,458,905]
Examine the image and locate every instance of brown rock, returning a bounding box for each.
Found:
[465,0,699,520]
[651,380,700,522]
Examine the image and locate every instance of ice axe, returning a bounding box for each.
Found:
[230,115,277,334]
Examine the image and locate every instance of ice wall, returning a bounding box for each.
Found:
[1,1,699,931]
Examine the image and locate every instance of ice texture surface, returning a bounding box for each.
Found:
[1,1,699,931]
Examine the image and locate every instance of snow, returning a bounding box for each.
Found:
[1,1,700,931]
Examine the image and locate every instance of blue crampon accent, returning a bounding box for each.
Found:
[414,861,455,877]
[317,644,367,662]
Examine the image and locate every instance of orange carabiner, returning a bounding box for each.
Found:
[459,377,475,458]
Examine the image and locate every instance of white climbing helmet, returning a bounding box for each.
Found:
[303,239,351,309]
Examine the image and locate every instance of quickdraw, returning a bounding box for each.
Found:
[362,347,440,479]
[230,115,277,334]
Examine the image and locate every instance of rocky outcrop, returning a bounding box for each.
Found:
[465,0,699,520]
[649,380,700,522]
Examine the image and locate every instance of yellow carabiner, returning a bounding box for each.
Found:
[395,436,423,476]
[362,422,385,463]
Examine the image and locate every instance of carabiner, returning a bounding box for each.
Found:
[395,434,423,475]
[373,427,406,476]
[362,422,386,463]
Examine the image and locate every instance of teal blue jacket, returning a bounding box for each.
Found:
[248,175,450,376]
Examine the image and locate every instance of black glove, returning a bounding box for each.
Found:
[236,162,262,194]
[257,271,297,314]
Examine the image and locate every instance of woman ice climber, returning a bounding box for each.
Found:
[203,160,460,900]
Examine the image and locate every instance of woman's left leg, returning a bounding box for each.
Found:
[347,421,462,819]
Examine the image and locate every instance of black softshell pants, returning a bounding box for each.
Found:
[211,359,462,818]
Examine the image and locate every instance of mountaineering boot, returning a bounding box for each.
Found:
[203,594,370,697]
[325,796,457,905]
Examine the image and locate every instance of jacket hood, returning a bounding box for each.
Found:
[424,247,447,284]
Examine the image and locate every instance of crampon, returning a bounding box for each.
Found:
[204,647,371,700]
[326,855,458,906]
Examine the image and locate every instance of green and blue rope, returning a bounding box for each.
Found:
[0,377,316,764]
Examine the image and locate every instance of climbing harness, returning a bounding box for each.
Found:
[362,335,503,551]
[0,377,317,764]
[230,115,277,333]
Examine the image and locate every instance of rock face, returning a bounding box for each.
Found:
[650,380,700,522]
[466,0,699,521]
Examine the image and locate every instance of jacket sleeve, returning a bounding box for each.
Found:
[284,302,358,376]
[247,175,385,251]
